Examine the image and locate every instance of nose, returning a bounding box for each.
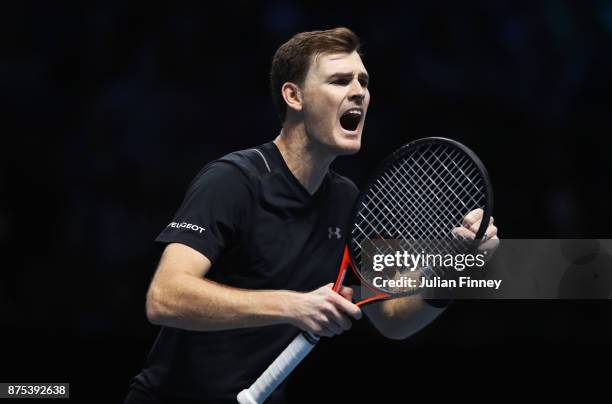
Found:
[348,78,366,104]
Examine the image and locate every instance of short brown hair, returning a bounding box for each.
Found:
[270,27,361,123]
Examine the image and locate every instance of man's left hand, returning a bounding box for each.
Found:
[453,208,499,254]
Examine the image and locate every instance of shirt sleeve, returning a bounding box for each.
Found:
[155,161,251,262]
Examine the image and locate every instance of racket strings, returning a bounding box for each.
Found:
[426,151,484,208]
[396,147,466,233]
[378,150,455,238]
[406,148,484,219]
[350,143,488,294]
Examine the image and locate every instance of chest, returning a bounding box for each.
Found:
[221,180,354,291]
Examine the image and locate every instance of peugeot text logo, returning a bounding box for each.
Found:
[168,221,205,235]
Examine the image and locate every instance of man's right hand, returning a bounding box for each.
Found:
[286,284,362,337]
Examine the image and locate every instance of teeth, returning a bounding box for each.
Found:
[346,109,362,116]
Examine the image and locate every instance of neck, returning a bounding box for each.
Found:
[273,123,335,195]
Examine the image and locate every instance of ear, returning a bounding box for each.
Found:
[281,82,303,114]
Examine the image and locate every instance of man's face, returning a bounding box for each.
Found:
[299,51,370,156]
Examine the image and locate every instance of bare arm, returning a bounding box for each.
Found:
[146,243,361,336]
[364,295,445,340]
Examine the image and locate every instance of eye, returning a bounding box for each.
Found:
[359,78,369,88]
[332,78,350,86]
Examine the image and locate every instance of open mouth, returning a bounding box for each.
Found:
[339,108,363,131]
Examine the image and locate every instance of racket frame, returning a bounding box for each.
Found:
[346,137,494,296]
[237,137,494,403]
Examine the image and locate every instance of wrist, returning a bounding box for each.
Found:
[274,290,302,326]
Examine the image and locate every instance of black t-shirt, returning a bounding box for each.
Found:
[129,142,358,403]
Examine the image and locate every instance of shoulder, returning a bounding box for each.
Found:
[185,157,259,205]
[216,147,271,179]
[189,159,249,190]
[190,147,269,190]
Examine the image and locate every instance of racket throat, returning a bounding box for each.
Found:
[332,245,351,292]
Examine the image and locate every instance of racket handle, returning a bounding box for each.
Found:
[237,332,319,404]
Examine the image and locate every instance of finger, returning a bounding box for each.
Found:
[319,312,345,335]
[323,322,343,336]
[480,217,494,231]
[467,218,495,236]
[324,305,352,331]
[307,320,333,337]
[453,226,475,240]
[338,286,354,301]
[479,235,500,252]
[479,224,497,242]
[318,326,335,338]
[312,323,334,337]
[468,218,483,234]
[467,216,494,234]
[462,208,483,228]
[485,224,497,238]
[329,293,362,320]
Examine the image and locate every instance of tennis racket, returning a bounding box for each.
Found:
[237,137,493,403]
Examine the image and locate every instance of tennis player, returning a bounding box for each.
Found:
[125,27,498,403]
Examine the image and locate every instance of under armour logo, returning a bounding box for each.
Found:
[328,226,342,239]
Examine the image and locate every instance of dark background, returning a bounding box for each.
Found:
[1,1,611,402]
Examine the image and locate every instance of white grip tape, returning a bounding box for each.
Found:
[237,332,318,404]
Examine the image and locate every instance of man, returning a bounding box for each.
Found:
[125,27,498,403]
